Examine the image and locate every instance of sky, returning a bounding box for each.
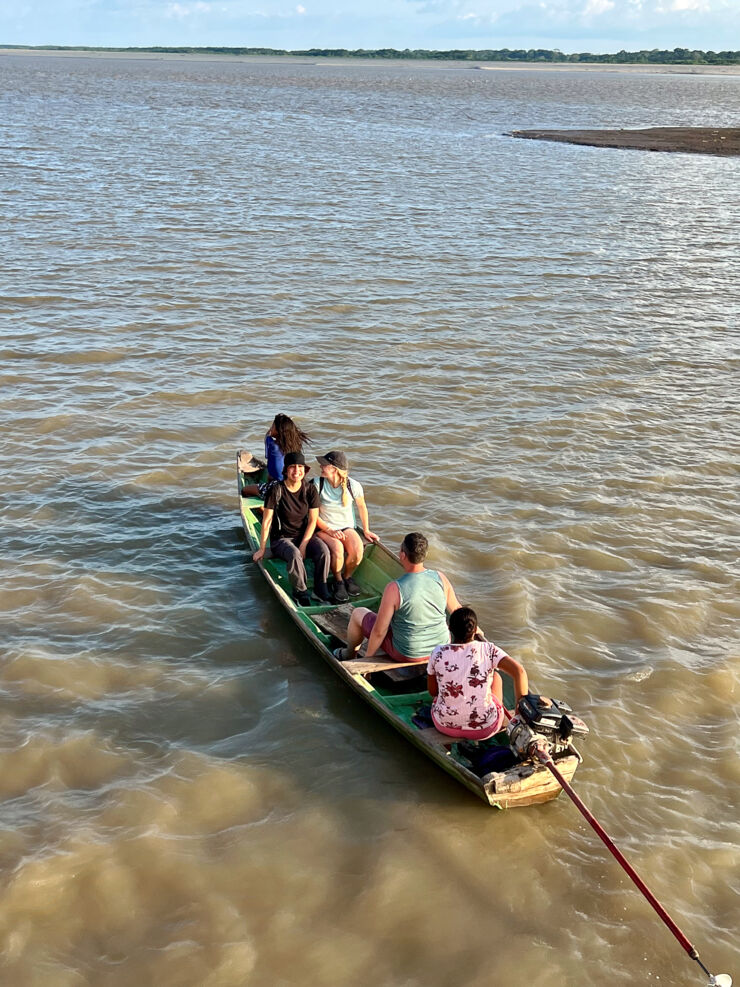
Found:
[1,0,738,54]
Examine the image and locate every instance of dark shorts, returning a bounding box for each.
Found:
[361,611,428,664]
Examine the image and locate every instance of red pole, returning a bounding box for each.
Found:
[534,747,710,975]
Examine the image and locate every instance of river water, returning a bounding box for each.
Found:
[1,52,738,986]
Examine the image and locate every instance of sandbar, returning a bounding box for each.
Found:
[510,127,740,156]
[2,50,740,76]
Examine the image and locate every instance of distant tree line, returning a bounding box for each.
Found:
[4,44,740,65]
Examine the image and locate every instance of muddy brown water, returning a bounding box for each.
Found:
[1,52,738,986]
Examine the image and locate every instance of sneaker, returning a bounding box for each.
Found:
[312,582,331,603]
[331,579,349,603]
[344,576,362,597]
[294,590,311,607]
[332,647,350,661]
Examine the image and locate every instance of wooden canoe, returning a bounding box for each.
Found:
[237,452,580,808]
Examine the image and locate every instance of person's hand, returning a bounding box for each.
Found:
[253,548,265,562]
[363,529,380,543]
[299,540,308,559]
[322,528,344,541]
[320,527,343,540]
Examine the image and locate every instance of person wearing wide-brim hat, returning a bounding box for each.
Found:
[312,450,379,603]
[253,451,331,607]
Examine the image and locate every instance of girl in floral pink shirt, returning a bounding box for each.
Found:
[427,606,529,740]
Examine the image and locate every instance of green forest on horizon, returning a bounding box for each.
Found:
[3,44,740,65]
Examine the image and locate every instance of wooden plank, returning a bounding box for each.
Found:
[342,656,427,675]
[312,603,428,677]
[383,664,427,684]
[485,755,578,795]
[412,726,458,747]
[489,787,563,809]
[313,606,426,679]
[312,604,355,642]
[238,450,265,473]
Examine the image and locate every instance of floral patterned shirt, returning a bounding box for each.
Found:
[427,640,509,732]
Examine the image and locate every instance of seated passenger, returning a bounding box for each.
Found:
[336,532,462,663]
[252,452,330,607]
[241,413,310,497]
[313,450,379,603]
[427,606,528,741]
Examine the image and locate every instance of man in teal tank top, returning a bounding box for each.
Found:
[339,532,463,663]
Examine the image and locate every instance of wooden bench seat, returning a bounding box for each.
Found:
[411,727,459,747]
[341,657,428,675]
[313,603,427,682]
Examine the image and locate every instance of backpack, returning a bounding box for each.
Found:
[268,478,356,503]
[263,480,283,537]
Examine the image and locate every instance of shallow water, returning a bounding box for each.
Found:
[1,53,738,986]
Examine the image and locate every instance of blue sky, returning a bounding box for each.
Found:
[1,0,737,54]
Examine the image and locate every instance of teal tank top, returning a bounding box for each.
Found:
[391,569,450,660]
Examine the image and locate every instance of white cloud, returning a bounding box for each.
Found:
[583,0,615,13]
[2,0,737,52]
[408,0,732,22]
[166,1,212,17]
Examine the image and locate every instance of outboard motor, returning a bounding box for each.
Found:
[507,694,589,762]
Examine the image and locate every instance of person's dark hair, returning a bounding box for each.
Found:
[272,414,310,455]
[449,606,477,644]
[401,532,428,565]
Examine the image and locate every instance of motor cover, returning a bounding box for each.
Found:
[507,694,588,760]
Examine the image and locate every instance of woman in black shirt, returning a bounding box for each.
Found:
[253,452,331,607]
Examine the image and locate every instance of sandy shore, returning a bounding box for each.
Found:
[510,127,740,156]
[477,62,740,75]
[2,49,740,75]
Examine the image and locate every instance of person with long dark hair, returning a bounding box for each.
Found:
[427,606,528,741]
[241,413,310,497]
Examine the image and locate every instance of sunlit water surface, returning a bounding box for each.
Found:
[1,53,738,986]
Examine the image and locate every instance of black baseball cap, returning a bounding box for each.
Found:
[317,450,348,471]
